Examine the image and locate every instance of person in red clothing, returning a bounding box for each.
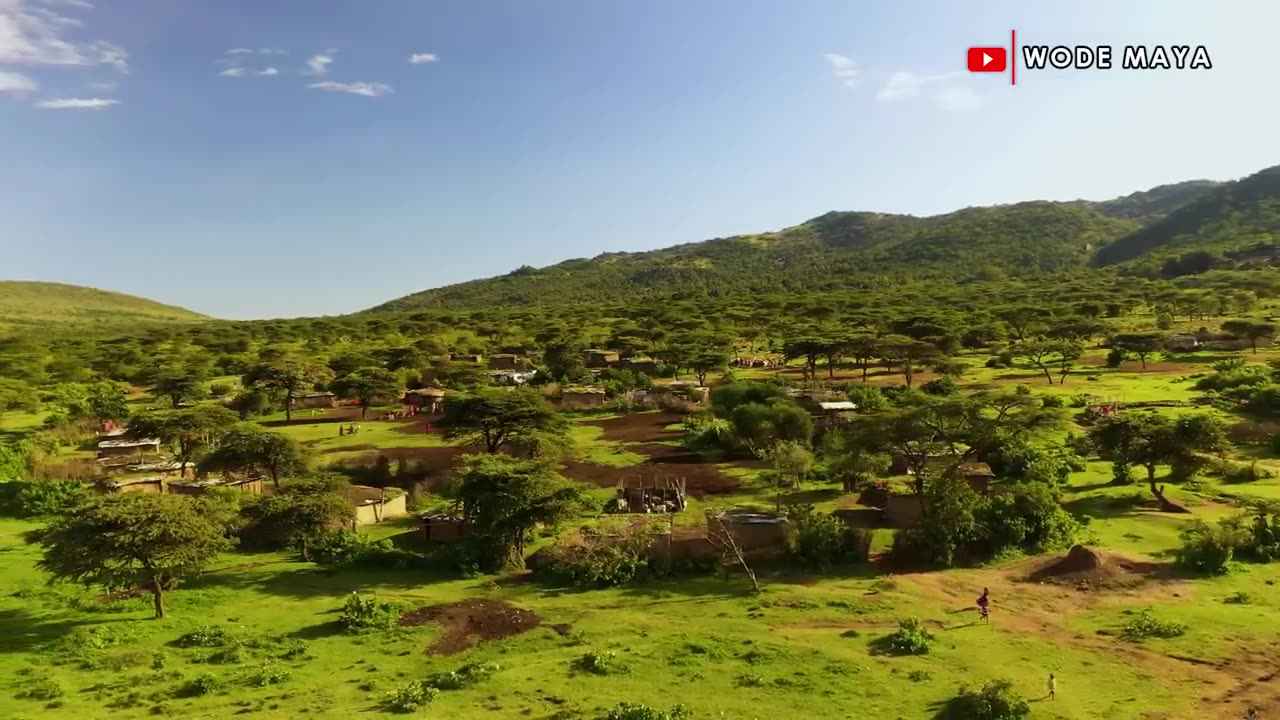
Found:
[977,587,990,622]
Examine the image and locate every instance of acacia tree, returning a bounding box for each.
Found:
[845,334,879,383]
[32,493,232,618]
[241,476,354,561]
[128,405,239,477]
[0,378,38,424]
[243,356,335,421]
[1012,339,1083,385]
[782,337,826,383]
[1112,333,1163,369]
[198,423,308,489]
[880,336,940,388]
[454,454,586,570]
[151,365,208,409]
[1089,412,1228,513]
[689,347,731,386]
[333,366,401,419]
[438,388,568,454]
[1222,320,1277,355]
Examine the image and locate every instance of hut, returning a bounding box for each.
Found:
[291,392,335,409]
[557,387,608,408]
[403,387,446,414]
[712,509,790,553]
[419,513,470,544]
[97,437,161,458]
[487,354,526,370]
[582,349,620,368]
[169,475,263,497]
[612,475,687,514]
[97,476,167,494]
[1164,334,1200,352]
[623,357,658,373]
[883,493,924,528]
[346,485,408,527]
[451,353,484,364]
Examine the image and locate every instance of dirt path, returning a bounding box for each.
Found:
[894,556,1280,718]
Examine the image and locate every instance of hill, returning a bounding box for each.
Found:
[1094,166,1280,267]
[0,281,208,329]
[1083,179,1222,224]
[374,192,1210,312]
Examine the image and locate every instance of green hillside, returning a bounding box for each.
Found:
[1084,179,1221,224]
[1094,165,1280,267]
[0,281,208,328]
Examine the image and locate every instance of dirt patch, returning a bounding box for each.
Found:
[1023,544,1161,590]
[261,407,363,427]
[589,412,686,443]
[560,459,740,496]
[398,599,542,655]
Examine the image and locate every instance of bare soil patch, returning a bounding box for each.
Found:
[560,458,739,496]
[398,598,543,655]
[262,407,362,427]
[589,411,686,443]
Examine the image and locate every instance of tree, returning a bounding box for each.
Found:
[1011,339,1082,385]
[1222,320,1277,355]
[689,348,730,386]
[243,356,335,421]
[198,423,308,489]
[845,334,879,383]
[128,405,239,477]
[1089,413,1228,512]
[880,336,940,388]
[1112,333,1163,369]
[32,493,232,618]
[822,431,891,492]
[438,388,568,454]
[995,305,1049,342]
[333,366,401,419]
[241,476,355,561]
[454,454,586,570]
[764,440,814,510]
[0,378,38,423]
[782,337,826,383]
[542,337,587,381]
[151,365,208,409]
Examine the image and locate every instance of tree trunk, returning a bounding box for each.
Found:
[861,363,868,383]
[285,394,293,422]
[1251,339,1258,354]
[1041,366,1054,384]
[151,578,165,619]
[1146,468,1190,513]
[361,403,368,419]
[270,469,280,490]
[300,536,311,562]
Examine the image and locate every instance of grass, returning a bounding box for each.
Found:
[0,281,206,330]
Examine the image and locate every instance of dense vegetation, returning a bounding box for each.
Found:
[0,281,206,330]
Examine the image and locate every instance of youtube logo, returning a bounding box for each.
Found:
[967,46,1007,72]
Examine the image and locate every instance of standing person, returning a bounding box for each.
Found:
[977,588,990,623]
[1048,673,1056,700]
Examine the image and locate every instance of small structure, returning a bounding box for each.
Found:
[346,485,408,527]
[169,475,263,497]
[884,493,925,528]
[557,386,608,408]
[612,475,687,514]
[623,357,658,373]
[419,513,470,544]
[97,437,161,458]
[582,349,620,368]
[403,387,446,414]
[97,476,166,494]
[712,510,790,553]
[451,353,484,364]
[291,392,335,409]
[490,370,536,386]
[959,461,995,492]
[487,354,526,371]
[732,357,774,368]
[1164,334,1200,352]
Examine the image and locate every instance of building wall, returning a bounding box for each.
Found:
[293,395,335,409]
[99,444,159,458]
[353,493,408,526]
[884,494,924,528]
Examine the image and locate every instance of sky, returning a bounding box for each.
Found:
[1,0,1277,320]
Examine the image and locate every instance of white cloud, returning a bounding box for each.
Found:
[935,86,980,112]
[258,47,286,56]
[257,66,278,76]
[878,70,961,101]
[308,80,391,98]
[823,52,857,88]
[409,52,437,64]
[0,0,126,71]
[0,69,35,91]
[219,66,246,77]
[226,47,253,54]
[36,96,117,109]
[303,52,333,76]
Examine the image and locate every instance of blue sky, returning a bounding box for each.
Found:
[1,1,1276,320]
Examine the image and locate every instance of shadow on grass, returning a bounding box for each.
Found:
[1063,492,1156,519]
[0,608,136,653]
[289,619,344,639]
[187,561,461,600]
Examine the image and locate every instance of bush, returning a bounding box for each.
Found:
[1175,521,1247,575]
[1105,347,1127,367]
[874,618,934,656]
[534,530,652,588]
[1121,609,1186,640]
[1040,394,1065,408]
[178,672,221,697]
[208,382,232,399]
[338,592,402,633]
[846,384,888,412]
[249,662,291,687]
[939,678,1031,720]
[311,530,426,569]
[8,480,86,518]
[174,625,237,648]
[19,678,63,701]
[602,703,694,720]
[423,661,500,690]
[978,484,1080,557]
[572,650,626,675]
[786,504,854,569]
[921,377,957,396]
[383,681,438,713]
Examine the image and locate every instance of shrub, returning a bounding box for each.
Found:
[249,662,291,687]
[572,650,626,675]
[875,618,934,656]
[1121,609,1186,640]
[1105,347,1127,367]
[10,480,86,518]
[921,377,957,396]
[846,384,888,412]
[978,484,1080,557]
[1176,521,1247,575]
[1224,591,1252,604]
[939,678,1031,720]
[984,357,1009,369]
[602,703,694,720]
[208,382,232,399]
[423,661,500,690]
[534,530,651,588]
[19,678,63,701]
[338,592,402,633]
[277,639,310,661]
[1040,394,1065,408]
[383,682,438,713]
[178,672,221,697]
[174,625,237,648]
[786,504,853,569]
[311,530,425,569]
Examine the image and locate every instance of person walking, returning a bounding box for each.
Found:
[1048,673,1056,700]
[977,587,990,623]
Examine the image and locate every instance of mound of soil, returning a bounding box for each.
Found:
[1026,545,1142,590]
[398,599,542,655]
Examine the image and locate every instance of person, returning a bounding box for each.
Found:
[977,588,990,622]
[339,424,346,437]
[1048,673,1056,700]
